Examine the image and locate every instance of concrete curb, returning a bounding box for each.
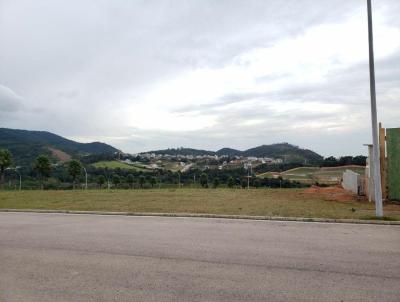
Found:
[1,209,399,225]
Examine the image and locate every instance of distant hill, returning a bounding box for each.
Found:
[0,128,119,165]
[242,143,323,163]
[1,127,323,166]
[149,147,215,157]
[216,148,241,156]
[147,143,323,164]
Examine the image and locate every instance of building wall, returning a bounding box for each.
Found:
[342,170,361,195]
[387,128,400,200]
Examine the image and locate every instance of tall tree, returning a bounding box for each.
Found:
[126,174,134,189]
[33,155,52,189]
[112,174,120,188]
[200,173,208,188]
[97,175,106,189]
[150,176,157,188]
[227,176,235,188]
[352,155,367,166]
[338,156,353,166]
[68,160,82,189]
[0,149,12,189]
[138,175,146,188]
[213,177,220,188]
[323,156,338,167]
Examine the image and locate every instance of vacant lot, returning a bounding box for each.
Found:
[258,165,366,185]
[0,189,399,220]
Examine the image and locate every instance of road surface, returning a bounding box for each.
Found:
[1,212,399,301]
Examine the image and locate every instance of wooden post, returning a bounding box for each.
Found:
[379,123,387,199]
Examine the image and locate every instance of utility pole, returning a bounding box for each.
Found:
[367,0,383,217]
[247,165,250,189]
[82,166,88,190]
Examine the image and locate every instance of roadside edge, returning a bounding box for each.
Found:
[1,209,399,225]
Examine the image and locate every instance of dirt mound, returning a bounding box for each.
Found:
[303,185,360,202]
[320,165,364,171]
[47,147,71,163]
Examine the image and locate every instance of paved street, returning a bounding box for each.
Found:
[0,212,399,301]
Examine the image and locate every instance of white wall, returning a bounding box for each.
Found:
[342,170,361,195]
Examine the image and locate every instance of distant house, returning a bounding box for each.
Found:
[122,159,133,164]
[244,162,253,170]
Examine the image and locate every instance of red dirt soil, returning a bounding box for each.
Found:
[47,147,71,163]
[303,185,361,202]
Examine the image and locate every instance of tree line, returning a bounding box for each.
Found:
[4,148,367,190]
[0,149,308,190]
[0,149,87,189]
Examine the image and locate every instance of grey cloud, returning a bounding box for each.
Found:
[177,49,400,116]
[255,73,291,83]
[0,0,399,156]
[165,48,399,156]
[0,0,362,93]
[57,90,80,99]
[0,85,23,113]
[174,92,265,114]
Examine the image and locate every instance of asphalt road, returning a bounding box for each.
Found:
[0,213,399,302]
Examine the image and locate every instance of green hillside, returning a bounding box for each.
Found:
[0,128,119,165]
[92,161,149,171]
[242,143,323,164]
[216,148,241,156]
[149,147,215,156]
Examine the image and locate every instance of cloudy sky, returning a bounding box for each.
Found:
[0,0,399,156]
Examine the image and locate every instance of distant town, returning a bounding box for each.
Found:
[122,152,283,172]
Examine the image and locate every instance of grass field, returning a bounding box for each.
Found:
[92,160,149,171]
[281,167,317,183]
[0,189,398,220]
[257,172,281,179]
[258,166,366,185]
[162,162,184,172]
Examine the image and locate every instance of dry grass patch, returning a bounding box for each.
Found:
[0,189,398,220]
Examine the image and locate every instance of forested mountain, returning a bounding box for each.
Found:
[0,128,119,165]
[1,127,323,166]
[242,143,323,163]
[215,148,241,156]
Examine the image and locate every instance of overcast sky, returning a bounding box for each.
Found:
[1,0,399,156]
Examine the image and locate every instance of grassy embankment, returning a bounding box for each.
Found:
[0,189,399,220]
[92,160,149,172]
